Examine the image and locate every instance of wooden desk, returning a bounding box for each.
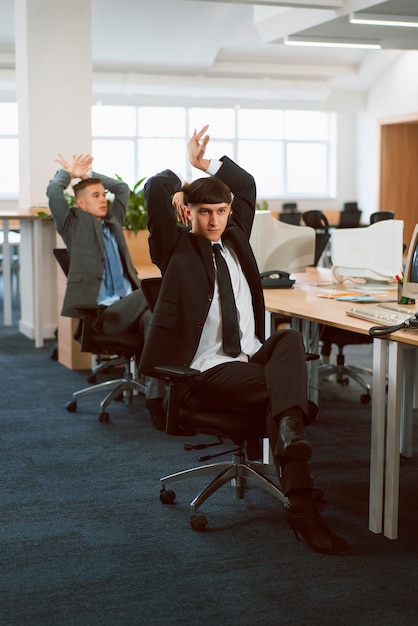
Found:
[1,213,56,346]
[263,267,418,539]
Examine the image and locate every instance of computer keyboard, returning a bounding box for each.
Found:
[346,302,418,325]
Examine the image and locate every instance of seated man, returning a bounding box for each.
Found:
[46,153,166,430]
[140,125,348,555]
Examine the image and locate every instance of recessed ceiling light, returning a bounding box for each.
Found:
[284,35,381,50]
[350,13,418,28]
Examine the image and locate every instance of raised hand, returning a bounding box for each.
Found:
[55,153,93,179]
[188,125,210,171]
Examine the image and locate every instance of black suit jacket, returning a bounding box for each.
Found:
[139,156,265,376]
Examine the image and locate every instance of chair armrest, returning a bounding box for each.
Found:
[154,366,200,436]
[71,305,104,351]
[154,365,201,380]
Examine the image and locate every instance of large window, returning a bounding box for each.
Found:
[0,103,19,197]
[91,105,335,199]
[0,103,335,200]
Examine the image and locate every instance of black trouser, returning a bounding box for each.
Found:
[182,329,314,494]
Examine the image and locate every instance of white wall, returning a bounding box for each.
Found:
[356,51,418,221]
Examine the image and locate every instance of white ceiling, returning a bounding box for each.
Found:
[1,0,418,107]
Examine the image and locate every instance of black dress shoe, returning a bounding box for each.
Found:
[284,495,349,555]
[146,398,166,431]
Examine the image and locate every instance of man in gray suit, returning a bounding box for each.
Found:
[47,153,166,430]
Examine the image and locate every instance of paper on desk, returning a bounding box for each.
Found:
[317,291,396,302]
[317,292,364,299]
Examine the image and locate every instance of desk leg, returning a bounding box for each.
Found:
[369,338,387,534]
[2,220,12,326]
[384,341,402,539]
[400,347,414,459]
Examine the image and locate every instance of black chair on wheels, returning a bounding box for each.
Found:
[54,248,146,422]
[302,210,331,267]
[370,210,395,224]
[319,210,397,403]
[318,328,372,404]
[279,211,302,226]
[141,277,318,531]
[337,202,362,228]
[279,202,302,225]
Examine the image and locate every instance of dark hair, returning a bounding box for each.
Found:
[72,177,103,199]
[182,176,232,205]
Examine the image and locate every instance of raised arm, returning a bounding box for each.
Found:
[46,153,92,236]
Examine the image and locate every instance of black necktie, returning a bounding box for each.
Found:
[212,244,241,357]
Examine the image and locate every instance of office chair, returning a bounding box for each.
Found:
[54,248,146,422]
[370,211,395,224]
[141,277,319,531]
[301,210,331,267]
[279,211,302,226]
[318,329,372,404]
[337,203,362,228]
[281,202,298,212]
[320,209,399,402]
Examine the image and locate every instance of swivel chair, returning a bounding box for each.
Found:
[319,209,398,402]
[141,277,318,531]
[318,328,372,404]
[370,211,395,224]
[54,248,146,422]
[279,211,302,226]
[337,202,362,228]
[302,210,331,267]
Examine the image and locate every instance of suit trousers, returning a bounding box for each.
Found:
[181,329,313,494]
[96,289,165,401]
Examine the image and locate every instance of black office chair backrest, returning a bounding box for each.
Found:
[53,247,70,277]
[281,202,298,212]
[343,202,358,212]
[141,277,162,312]
[279,211,302,225]
[301,211,330,266]
[302,210,329,231]
[337,208,362,228]
[370,211,395,224]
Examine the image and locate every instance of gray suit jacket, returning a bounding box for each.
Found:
[47,169,140,318]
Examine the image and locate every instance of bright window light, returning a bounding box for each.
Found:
[92,105,136,137]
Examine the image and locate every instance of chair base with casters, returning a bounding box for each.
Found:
[155,365,286,531]
[66,356,146,423]
[65,306,146,423]
[319,329,372,404]
[54,248,146,423]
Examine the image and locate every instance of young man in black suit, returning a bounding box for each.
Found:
[140,125,348,555]
[47,153,166,430]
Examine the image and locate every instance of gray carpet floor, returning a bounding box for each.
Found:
[1,316,418,625]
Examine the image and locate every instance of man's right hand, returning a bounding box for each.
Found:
[188,125,210,172]
[55,153,93,179]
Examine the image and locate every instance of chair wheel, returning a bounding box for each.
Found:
[191,514,208,531]
[66,400,77,412]
[98,412,110,423]
[360,393,371,404]
[160,488,176,504]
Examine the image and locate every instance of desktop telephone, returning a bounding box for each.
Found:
[260,270,295,289]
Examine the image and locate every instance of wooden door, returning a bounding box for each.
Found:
[379,117,418,251]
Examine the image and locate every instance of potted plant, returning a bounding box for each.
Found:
[122,176,148,234]
[117,175,152,270]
